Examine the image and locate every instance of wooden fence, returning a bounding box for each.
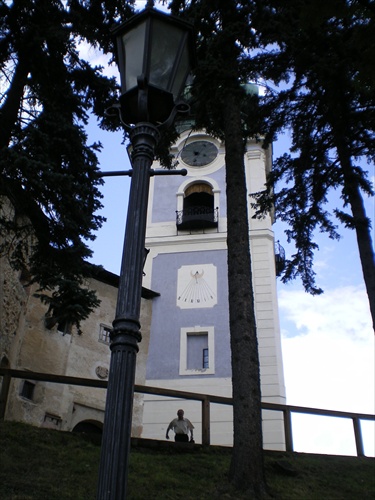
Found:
[0,368,373,456]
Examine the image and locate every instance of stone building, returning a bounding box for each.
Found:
[0,196,157,435]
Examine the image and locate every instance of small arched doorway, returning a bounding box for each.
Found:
[73,420,103,434]
[72,420,103,444]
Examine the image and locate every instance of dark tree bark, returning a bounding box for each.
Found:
[0,55,29,150]
[168,0,269,494]
[224,92,267,496]
[332,122,375,330]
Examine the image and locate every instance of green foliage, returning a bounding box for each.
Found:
[0,421,374,499]
[0,0,136,327]
[171,0,374,309]
[170,0,260,140]
[250,0,375,315]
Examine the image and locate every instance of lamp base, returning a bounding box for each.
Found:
[120,84,175,125]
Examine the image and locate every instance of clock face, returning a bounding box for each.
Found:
[177,264,217,309]
[181,141,218,167]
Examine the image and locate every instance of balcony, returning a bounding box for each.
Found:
[275,240,286,276]
[176,206,219,231]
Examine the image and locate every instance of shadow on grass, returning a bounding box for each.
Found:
[0,421,374,499]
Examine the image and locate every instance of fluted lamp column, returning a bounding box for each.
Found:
[96,5,195,499]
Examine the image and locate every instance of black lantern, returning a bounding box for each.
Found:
[113,7,195,125]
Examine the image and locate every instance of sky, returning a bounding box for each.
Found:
[84,2,374,457]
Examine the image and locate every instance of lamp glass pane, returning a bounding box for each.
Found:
[121,22,146,91]
[149,19,184,91]
[171,42,190,99]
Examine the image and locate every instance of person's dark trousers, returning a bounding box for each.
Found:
[175,434,189,442]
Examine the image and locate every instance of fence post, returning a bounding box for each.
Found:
[202,397,210,446]
[0,371,11,420]
[353,417,364,457]
[284,408,293,452]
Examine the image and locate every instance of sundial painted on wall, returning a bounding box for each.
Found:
[177,264,217,309]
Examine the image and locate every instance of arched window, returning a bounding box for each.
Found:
[0,356,9,369]
[184,183,214,211]
[176,182,218,230]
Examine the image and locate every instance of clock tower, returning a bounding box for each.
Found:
[141,127,286,449]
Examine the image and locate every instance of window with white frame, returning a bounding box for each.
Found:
[179,326,215,375]
[99,324,112,344]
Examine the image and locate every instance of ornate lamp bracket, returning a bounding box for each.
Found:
[105,87,190,134]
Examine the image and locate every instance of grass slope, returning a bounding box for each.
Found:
[0,421,374,499]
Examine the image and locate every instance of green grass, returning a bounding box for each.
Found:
[0,421,374,499]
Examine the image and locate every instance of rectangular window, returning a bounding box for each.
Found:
[57,319,72,335]
[179,326,215,375]
[43,413,62,429]
[99,324,112,344]
[20,380,35,400]
[187,333,208,370]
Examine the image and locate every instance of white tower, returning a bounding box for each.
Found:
[141,127,286,450]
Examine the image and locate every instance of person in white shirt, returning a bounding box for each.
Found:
[166,409,194,443]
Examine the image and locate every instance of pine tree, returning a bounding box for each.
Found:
[171,1,268,496]
[0,0,135,328]
[252,0,375,329]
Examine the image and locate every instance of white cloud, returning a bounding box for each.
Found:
[278,284,374,456]
[279,285,372,342]
[78,42,119,80]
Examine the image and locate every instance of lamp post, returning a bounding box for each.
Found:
[96,5,195,499]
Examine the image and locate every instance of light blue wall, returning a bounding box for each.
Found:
[146,249,231,379]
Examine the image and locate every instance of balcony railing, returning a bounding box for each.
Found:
[275,240,286,276]
[176,206,218,230]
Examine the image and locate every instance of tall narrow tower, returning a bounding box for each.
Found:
[141,127,286,449]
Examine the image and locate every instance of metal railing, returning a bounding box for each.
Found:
[0,368,373,456]
[274,240,286,276]
[176,206,219,230]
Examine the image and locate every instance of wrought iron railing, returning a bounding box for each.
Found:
[176,206,219,230]
[275,240,286,276]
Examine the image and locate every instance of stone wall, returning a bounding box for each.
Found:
[0,196,31,369]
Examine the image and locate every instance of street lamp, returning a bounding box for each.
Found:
[97,4,195,500]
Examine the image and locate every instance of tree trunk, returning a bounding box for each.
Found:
[335,137,375,332]
[327,83,375,331]
[224,93,268,497]
[0,56,29,150]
